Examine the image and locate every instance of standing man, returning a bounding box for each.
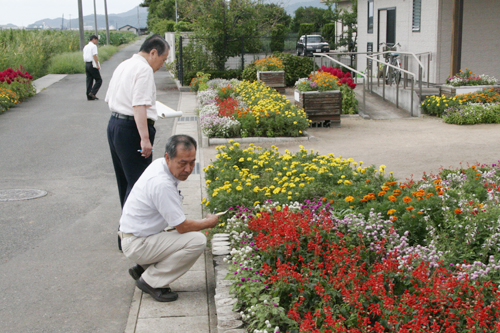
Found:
[83,35,102,100]
[106,34,170,250]
[119,135,219,302]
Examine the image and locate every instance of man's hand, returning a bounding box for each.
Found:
[140,139,153,158]
[175,214,220,234]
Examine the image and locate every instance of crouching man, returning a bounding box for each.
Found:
[118,134,219,302]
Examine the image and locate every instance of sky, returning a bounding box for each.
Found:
[0,0,144,27]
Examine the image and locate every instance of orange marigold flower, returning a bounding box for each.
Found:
[403,196,412,203]
[381,186,390,191]
[455,208,463,214]
[388,195,397,202]
[387,209,397,215]
[438,191,444,195]
[345,196,354,203]
[378,191,386,196]
[417,211,423,215]
[426,193,434,199]
[406,206,414,211]
[390,216,398,221]
[365,180,371,183]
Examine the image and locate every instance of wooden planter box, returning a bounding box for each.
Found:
[257,71,286,93]
[439,84,500,98]
[294,89,342,126]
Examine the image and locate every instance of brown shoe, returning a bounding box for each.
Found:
[136,277,178,302]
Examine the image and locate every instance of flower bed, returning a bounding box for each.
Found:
[197,78,310,138]
[421,88,500,124]
[0,68,35,113]
[204,142,500,332]
[445,68,497,87]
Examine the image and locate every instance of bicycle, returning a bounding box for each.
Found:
[378,42,402,85]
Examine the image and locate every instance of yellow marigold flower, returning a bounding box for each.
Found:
[345,196,355,202]
[387,209,396,215]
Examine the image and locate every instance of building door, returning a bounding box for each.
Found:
[377,7,396,51]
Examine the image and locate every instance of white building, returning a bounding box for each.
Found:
[356,0,500,84]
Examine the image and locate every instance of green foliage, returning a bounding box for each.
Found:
[297,23,315,38]
[274,52,314,87]
[150,18,176,35]
[189,72,211,92]
[174,21,193,32]
[0,29,80,79]
[0,87,19,113]
[340,84,358,114]
[270,24,286,53]
[421,88,500,116]
[291,7,330,33]
[47,45,119,75]
[183,69,242,86]
[241,62,257,82]
[442,104,500,125]
[143,0,177,27]
[95,31,137,45]
[321,23,336,48]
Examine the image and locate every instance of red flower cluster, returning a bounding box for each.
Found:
[216,96,239,117]
[319,66,357,89]
[0,68,33,85]
[246,206,500,332]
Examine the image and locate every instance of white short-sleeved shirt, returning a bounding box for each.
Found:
[119,158,186,237]
[105,53,158,121]
[82,41,97,62]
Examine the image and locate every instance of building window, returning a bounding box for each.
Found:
[412,0,421,32]
[368,0,374,33]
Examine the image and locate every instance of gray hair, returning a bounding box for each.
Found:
[165,134,197,158]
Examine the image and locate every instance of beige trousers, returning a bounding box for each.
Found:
[121,230,206,288]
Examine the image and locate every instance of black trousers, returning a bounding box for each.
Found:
[107,115,156,208]
[85,62,102,98]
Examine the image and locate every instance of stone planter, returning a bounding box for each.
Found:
[294,89,342,126]
[257,70,285,93]
[439,84,500,98]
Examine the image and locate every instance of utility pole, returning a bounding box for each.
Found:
[104,0,110,45]
[93,0,98,36]
[78,0,85,50]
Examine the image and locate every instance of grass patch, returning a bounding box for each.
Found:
[47,45,119,74]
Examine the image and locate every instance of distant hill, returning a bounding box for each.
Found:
[26,6,148,30]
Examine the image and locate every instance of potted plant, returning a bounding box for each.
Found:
[294,67,359,126]
[440,68,498,97]
[255,56,286,93]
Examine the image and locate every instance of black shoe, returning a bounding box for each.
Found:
[129,264,145,281]
[88,93,98,100]
[136,277,178,302]
[118,235,122,251]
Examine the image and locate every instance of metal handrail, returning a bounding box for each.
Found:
[365,54,417,116]
[312,53,367,115]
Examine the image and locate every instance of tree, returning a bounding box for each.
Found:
[141,0,177,27]
[291,7,330,33]
[323,0,357,51]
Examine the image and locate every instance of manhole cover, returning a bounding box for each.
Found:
[0,189,48,201]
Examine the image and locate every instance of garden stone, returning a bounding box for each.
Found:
[220,329,246,333]
[217,319,243,332]
[217,279,233,287]
[212,246,231,256]
[216,297,237,307]
[213,233,230,238]
[212,240,231,247]
[218,311,242,321]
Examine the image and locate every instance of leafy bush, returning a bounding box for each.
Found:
[297,23,315,38]
[274,52,314,87]
[189,72,211,92]
[150,18,176,35]
[0,68,35,112]
[443,103,500,125]
[174,21,193,32]
[241,62,257,82]
[321,23,335,49]
[270,24,286,53]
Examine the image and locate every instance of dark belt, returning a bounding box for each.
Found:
[111,112,154,126]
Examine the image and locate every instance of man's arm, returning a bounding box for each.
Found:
[175,214,219,234]
[133,105,153,158]
[92,53,100,69]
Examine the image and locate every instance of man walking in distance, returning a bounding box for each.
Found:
[105,34,170,250]
[118,135,220,302]
[83,35,102,100]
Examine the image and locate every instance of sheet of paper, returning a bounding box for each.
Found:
[156,101,183,119]
[215,210,228,216]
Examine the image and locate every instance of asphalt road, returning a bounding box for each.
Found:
[0,39,178,332]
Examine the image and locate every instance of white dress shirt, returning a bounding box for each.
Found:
[119,158,186,237]
[82,41,98,62]
[105,54,158,121]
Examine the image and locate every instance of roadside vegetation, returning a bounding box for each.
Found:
[0,29,137,114]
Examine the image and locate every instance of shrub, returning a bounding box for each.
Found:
[150,19,176,35]
[274,52,314,87]
[443,103,500,125]
[270,24,286,53]
[241,62,257,82]
[421,88,500,116]
[0,68,35,102]
[321,23,335,49]
[297,23,315,38]
[175,21,193,32]
[254,57,284,71]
